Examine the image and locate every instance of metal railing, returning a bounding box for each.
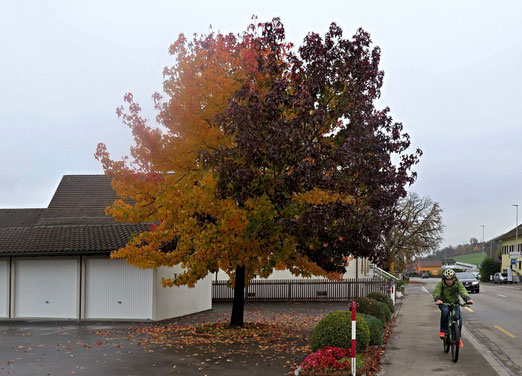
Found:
[369,264,399,280]
[212,278,393,303]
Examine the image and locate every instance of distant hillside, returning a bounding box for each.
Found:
[432,238,495,260]
[453,252,486,265]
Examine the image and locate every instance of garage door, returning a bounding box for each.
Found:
[14,258,79,318]
[84,258,153,320]
[0,259,8,318]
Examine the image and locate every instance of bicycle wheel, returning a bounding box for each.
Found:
[443,331,450,353]
[451,322,460,362]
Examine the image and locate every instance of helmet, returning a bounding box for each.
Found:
[443,269,456,280]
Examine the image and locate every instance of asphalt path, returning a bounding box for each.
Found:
[422,278,522,376]
[380,281,498,376]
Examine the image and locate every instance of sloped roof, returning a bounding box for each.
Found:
[0,175,147,256]
[0,209,44,228]
[418,259,442,267]
[48,175,119,211]
[0,223,149,256]
[497,224,522,242]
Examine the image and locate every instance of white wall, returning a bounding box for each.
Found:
[215,257,370,280]
[154,265,212,321]
[0,259,8,318]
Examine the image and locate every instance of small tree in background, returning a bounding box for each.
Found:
[382,193,443,271]
[480,256,500,282]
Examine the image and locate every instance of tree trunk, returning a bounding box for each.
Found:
[230,264,246,327]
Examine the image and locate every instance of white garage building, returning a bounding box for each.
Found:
[0,175,211,321]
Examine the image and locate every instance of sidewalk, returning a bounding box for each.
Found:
[378,282,498,376]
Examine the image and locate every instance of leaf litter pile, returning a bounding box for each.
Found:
[91,306,397,375]
[93,310,323,374]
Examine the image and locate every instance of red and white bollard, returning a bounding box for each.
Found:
[351,301,357,376]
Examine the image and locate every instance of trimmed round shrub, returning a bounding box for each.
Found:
[360,313,383,346]
[379,301,392,323]
[355,297,386,327]
[367,291,394,313]
[311,311,370,352]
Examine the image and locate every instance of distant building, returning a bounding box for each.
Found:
[416,259,442,275]
[442,258,456,266]
[497,224,522,275]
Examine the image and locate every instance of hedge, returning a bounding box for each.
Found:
[359,313,383,346]
[378,301,392,323]
[367,291,394,313]
[355,297,387,327]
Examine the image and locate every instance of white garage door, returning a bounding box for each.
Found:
[85,258,153,320]
[0,259,8,318]
[14,258,79,318]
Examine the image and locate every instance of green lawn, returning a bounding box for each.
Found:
[453,251,487,265]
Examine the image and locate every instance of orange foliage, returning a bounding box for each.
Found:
[95,28,329,288]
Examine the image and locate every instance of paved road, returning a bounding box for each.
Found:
[0,302,347,376]
[379,281,498,376]
[422,278,522,376]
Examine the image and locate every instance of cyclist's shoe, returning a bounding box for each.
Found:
[439,332,446,339]
[459,340,463,348]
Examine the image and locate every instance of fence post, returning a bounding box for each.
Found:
[288,282,291,302]
[351,301,357,376]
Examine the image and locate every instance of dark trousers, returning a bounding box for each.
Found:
[439,305,462,334]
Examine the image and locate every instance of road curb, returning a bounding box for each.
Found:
[463,328,516,376]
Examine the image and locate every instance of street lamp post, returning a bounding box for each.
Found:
[480,225,485,256]
[512,204,519,259]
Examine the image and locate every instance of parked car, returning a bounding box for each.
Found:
[472,272,480,280]
[493,272,509,284]
[421,272,430,279]
[456,272,480,293]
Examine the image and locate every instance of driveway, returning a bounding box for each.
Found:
[0,302,349,376]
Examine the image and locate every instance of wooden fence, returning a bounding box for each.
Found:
[212,278,394,303]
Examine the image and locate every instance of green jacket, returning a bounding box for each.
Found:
[433,279,470,304]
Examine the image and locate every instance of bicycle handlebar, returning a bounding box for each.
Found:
[438,302,473,307]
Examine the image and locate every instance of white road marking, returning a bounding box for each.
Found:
[463,329,516,376]
[497,294,507,298]
[421,286,430,294]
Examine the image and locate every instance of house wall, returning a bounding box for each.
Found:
[417,266,441,275]
[215,257,370,280]
[0,256,211,321]
[154,266,212,321]
[500,239,522,274]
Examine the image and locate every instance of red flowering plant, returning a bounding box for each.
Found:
[298,347,360,375]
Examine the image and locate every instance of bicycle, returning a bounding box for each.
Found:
[440,302,471,363]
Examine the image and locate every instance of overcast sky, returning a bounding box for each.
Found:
[1,0,521,248]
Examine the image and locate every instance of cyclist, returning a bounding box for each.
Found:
[433,269,473,346]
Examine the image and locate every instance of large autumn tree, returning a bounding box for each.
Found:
[96,18,421,327]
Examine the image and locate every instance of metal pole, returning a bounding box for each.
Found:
[481,225,485,255]
[513,205,519,256]
[351,301,357,376]
[515,205,518,252]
